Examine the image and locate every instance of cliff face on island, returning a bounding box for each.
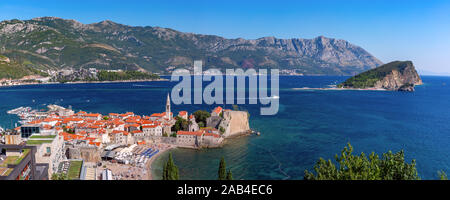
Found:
[338,61,422,91]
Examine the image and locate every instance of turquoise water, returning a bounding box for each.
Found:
[1,76,450,179]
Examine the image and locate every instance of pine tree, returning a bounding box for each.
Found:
[163,153,179,180]
[218,157,226,180]
[226,170,233,180]
[162,161,168,180]
[173,165,179,180]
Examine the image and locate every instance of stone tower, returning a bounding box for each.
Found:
[166,93,171,120]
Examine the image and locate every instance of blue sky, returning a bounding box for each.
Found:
[1,0,450,73]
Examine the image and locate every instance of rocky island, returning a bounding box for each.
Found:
[338,61,423,91]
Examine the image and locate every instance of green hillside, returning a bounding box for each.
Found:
[0,17,383,76]
[0,54,49,79]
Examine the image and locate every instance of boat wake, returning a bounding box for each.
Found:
[132,84,165,88]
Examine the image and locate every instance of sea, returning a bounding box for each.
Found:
[0,75,449,180]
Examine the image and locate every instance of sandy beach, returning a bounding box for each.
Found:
[146,144,175,180]
[97,143,175,180]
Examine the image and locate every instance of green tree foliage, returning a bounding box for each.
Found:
[96,70,159,81]
[219,126,225,134]
[304,143,420,180]
[218,157,227,180]
[51,173,69,180]
[163,153,179,180]
[193,110,210,128]
[62,126,75,134]
[172,116,189,132]
[438,171,448,180]
[198,122,205,128]
[226,170,233,180]
[0,60,49,79]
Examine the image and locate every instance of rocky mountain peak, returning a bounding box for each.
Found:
[0,17,384,75]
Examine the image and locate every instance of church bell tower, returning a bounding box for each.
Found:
[166,93,171,120]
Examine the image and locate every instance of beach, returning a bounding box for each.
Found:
[146,144,175,180]
[98,144,175,180]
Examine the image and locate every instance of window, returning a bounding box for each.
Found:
[46,147,51,155]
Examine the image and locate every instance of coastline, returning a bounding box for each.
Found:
[148,132,253,180]
[147,145,176,180]
[292,87,388,91]
[0,78,169,88]
[63,78,169,84]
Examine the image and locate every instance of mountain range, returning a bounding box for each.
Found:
[0,17,383,77]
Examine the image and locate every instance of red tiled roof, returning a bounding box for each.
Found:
[84,113,101,117]
[111,130,125,134]
[151,113,164,117]
[141,120,154,125]
[43,124,53,130]
[62,118,83,123]
[89,141,101,146]
[137,141,146,145]
[177,131,203,136]
[111,130,129,135]
[204,132,221,138]
[120,112,134,117]
[125,123,140,128]
[142,125,159,129]
[60,132,85,141]
[29,120,42,124]
[213,106,223,114]
[43,118,59,122]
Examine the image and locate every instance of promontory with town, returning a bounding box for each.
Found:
[0,93,251,180]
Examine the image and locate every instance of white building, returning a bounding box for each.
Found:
[142,125,163,137]
[176,131,202,147]
[27,134,66,178]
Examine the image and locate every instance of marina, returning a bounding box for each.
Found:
[7,106,59,125]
